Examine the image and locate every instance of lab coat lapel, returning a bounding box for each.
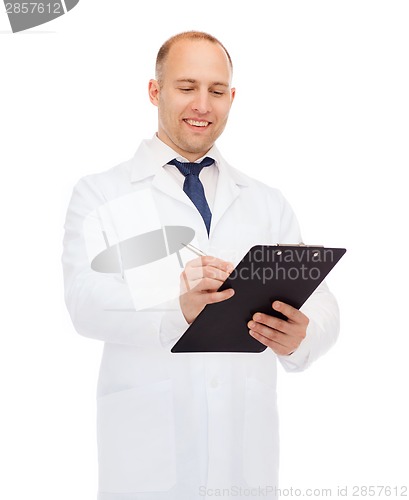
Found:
[151,168,192,208]
[129,139,194,209]
[210,162,246,234]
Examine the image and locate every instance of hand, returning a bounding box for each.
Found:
[247,301,309,356]
[180,256,235,324]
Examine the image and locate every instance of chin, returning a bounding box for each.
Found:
[185,137,215,153]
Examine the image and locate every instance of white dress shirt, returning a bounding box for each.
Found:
[155,134,219,211]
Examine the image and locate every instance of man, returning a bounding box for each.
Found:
[62,32,339,500]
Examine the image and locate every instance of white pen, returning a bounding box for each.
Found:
[181,242,207,257]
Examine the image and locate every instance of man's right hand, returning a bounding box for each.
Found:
[179,256,235,324]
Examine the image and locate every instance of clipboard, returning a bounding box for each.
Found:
[171,244,346,353]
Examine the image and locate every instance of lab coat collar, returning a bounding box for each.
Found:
[129,135,249,188]
[129,135,249,235]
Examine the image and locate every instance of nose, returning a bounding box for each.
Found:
[192,89,212,114]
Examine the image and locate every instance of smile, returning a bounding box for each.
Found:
[184,119,211,128]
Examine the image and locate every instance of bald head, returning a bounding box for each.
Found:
[155,31,233,85]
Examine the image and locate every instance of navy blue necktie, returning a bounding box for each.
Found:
[168,157,214,235]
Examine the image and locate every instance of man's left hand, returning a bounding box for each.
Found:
[247,301,309,356]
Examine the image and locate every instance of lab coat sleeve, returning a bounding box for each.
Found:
[62,176,189,348]
[274,193,340,371]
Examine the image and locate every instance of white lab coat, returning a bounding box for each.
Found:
[62,137,340,500]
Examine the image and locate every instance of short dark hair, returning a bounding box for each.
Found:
[155,31,233,83]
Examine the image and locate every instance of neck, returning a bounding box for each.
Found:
[155,133,212,162]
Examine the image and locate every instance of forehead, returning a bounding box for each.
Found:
[163,39,232,83]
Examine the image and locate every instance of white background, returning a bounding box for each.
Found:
[1,1,408,498]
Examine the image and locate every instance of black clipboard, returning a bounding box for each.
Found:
[171,245,346,353]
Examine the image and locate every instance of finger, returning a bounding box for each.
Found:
[184,265,232,283]
[184,256,204,269]
[180,274,227,295]
[186,255,232,267]
[186,256,234,280]
[248,320,289,346]
[248,328,292,355]
[250,312,293,335]
[199,256,234,273]
[272,301,307,325]
[180,287,235,310]
[192,277,232,293]
[204,288,235,305]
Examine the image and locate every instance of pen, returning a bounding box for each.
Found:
[182,242,207,257]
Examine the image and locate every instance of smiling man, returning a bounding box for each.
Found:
[149,35,235,161]
[63,32,340,500]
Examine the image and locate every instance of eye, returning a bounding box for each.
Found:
[211,90,225,96]
[180,88,194,92]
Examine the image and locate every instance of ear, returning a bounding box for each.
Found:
[148,79,160,106]
[230,87,236,104]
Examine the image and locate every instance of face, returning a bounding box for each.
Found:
[149,39,235,162]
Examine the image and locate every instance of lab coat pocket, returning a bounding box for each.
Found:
[97,379,177,493]
[243,377,279,488]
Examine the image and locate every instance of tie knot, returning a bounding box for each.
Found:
[168,157,214,177]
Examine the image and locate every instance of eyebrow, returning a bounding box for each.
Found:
[175,79,229,87]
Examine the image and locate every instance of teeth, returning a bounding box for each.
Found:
[186,120,209,127]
